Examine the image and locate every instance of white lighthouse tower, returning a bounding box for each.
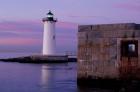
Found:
[42,11,57,55]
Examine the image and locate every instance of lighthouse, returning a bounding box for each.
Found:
[42,11,57,55]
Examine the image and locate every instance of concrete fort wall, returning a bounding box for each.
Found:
[78,23,140,81]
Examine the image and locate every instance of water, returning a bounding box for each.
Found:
[0,52,39,59]
[0,62,77,92]
[0,61,138,92]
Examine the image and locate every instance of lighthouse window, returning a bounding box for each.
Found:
[121,40,138,57]
[47,15,53,18]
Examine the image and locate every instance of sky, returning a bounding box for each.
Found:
[0,0,140,55]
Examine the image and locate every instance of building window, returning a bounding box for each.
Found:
[128,44,135,52]
[121,40,138,57]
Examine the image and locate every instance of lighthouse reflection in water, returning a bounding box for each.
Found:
[0,62,121,92]
[41,63,77,92]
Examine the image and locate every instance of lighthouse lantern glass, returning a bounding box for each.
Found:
[47,14,53,18]
[47,15,53,18]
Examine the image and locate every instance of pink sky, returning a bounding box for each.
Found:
[0,0,140,54]
[0,20,77,54]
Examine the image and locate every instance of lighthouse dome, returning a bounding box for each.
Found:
[47,10,54,18]
[42,11,57,22]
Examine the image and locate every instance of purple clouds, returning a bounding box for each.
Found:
[115,1,140,12]
[0,20,77,54]
[0,0,139,55]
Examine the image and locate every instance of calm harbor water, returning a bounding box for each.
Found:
[0,62,77,92]
[1,53,139,92]
[0,61,117,92]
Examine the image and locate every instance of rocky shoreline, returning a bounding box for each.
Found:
[0,55,77,64]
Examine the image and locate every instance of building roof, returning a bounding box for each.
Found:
[79,23,140,32]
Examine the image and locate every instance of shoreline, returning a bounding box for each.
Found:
[0,55,77,64]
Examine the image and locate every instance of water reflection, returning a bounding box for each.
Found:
[41,63,116,92]
[1,62,139,92]
[40,63,116,92]
[78,88,116,92]
[41,65,50,87]
[40,63,77,92]
[78,87,140,92]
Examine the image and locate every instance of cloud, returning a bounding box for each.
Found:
[0,20,77,39]
[0,20,77,53]
[114,2,140,12]
[68,15,111,20]
[69,15,96,18]
[0,37,41,45]
[0,20,77,33]
[56,21,77,30]
[0,20,42,32]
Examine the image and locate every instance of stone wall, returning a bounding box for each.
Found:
[78,23,140,80]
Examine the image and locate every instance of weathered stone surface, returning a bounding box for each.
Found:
[78,23,140,81]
